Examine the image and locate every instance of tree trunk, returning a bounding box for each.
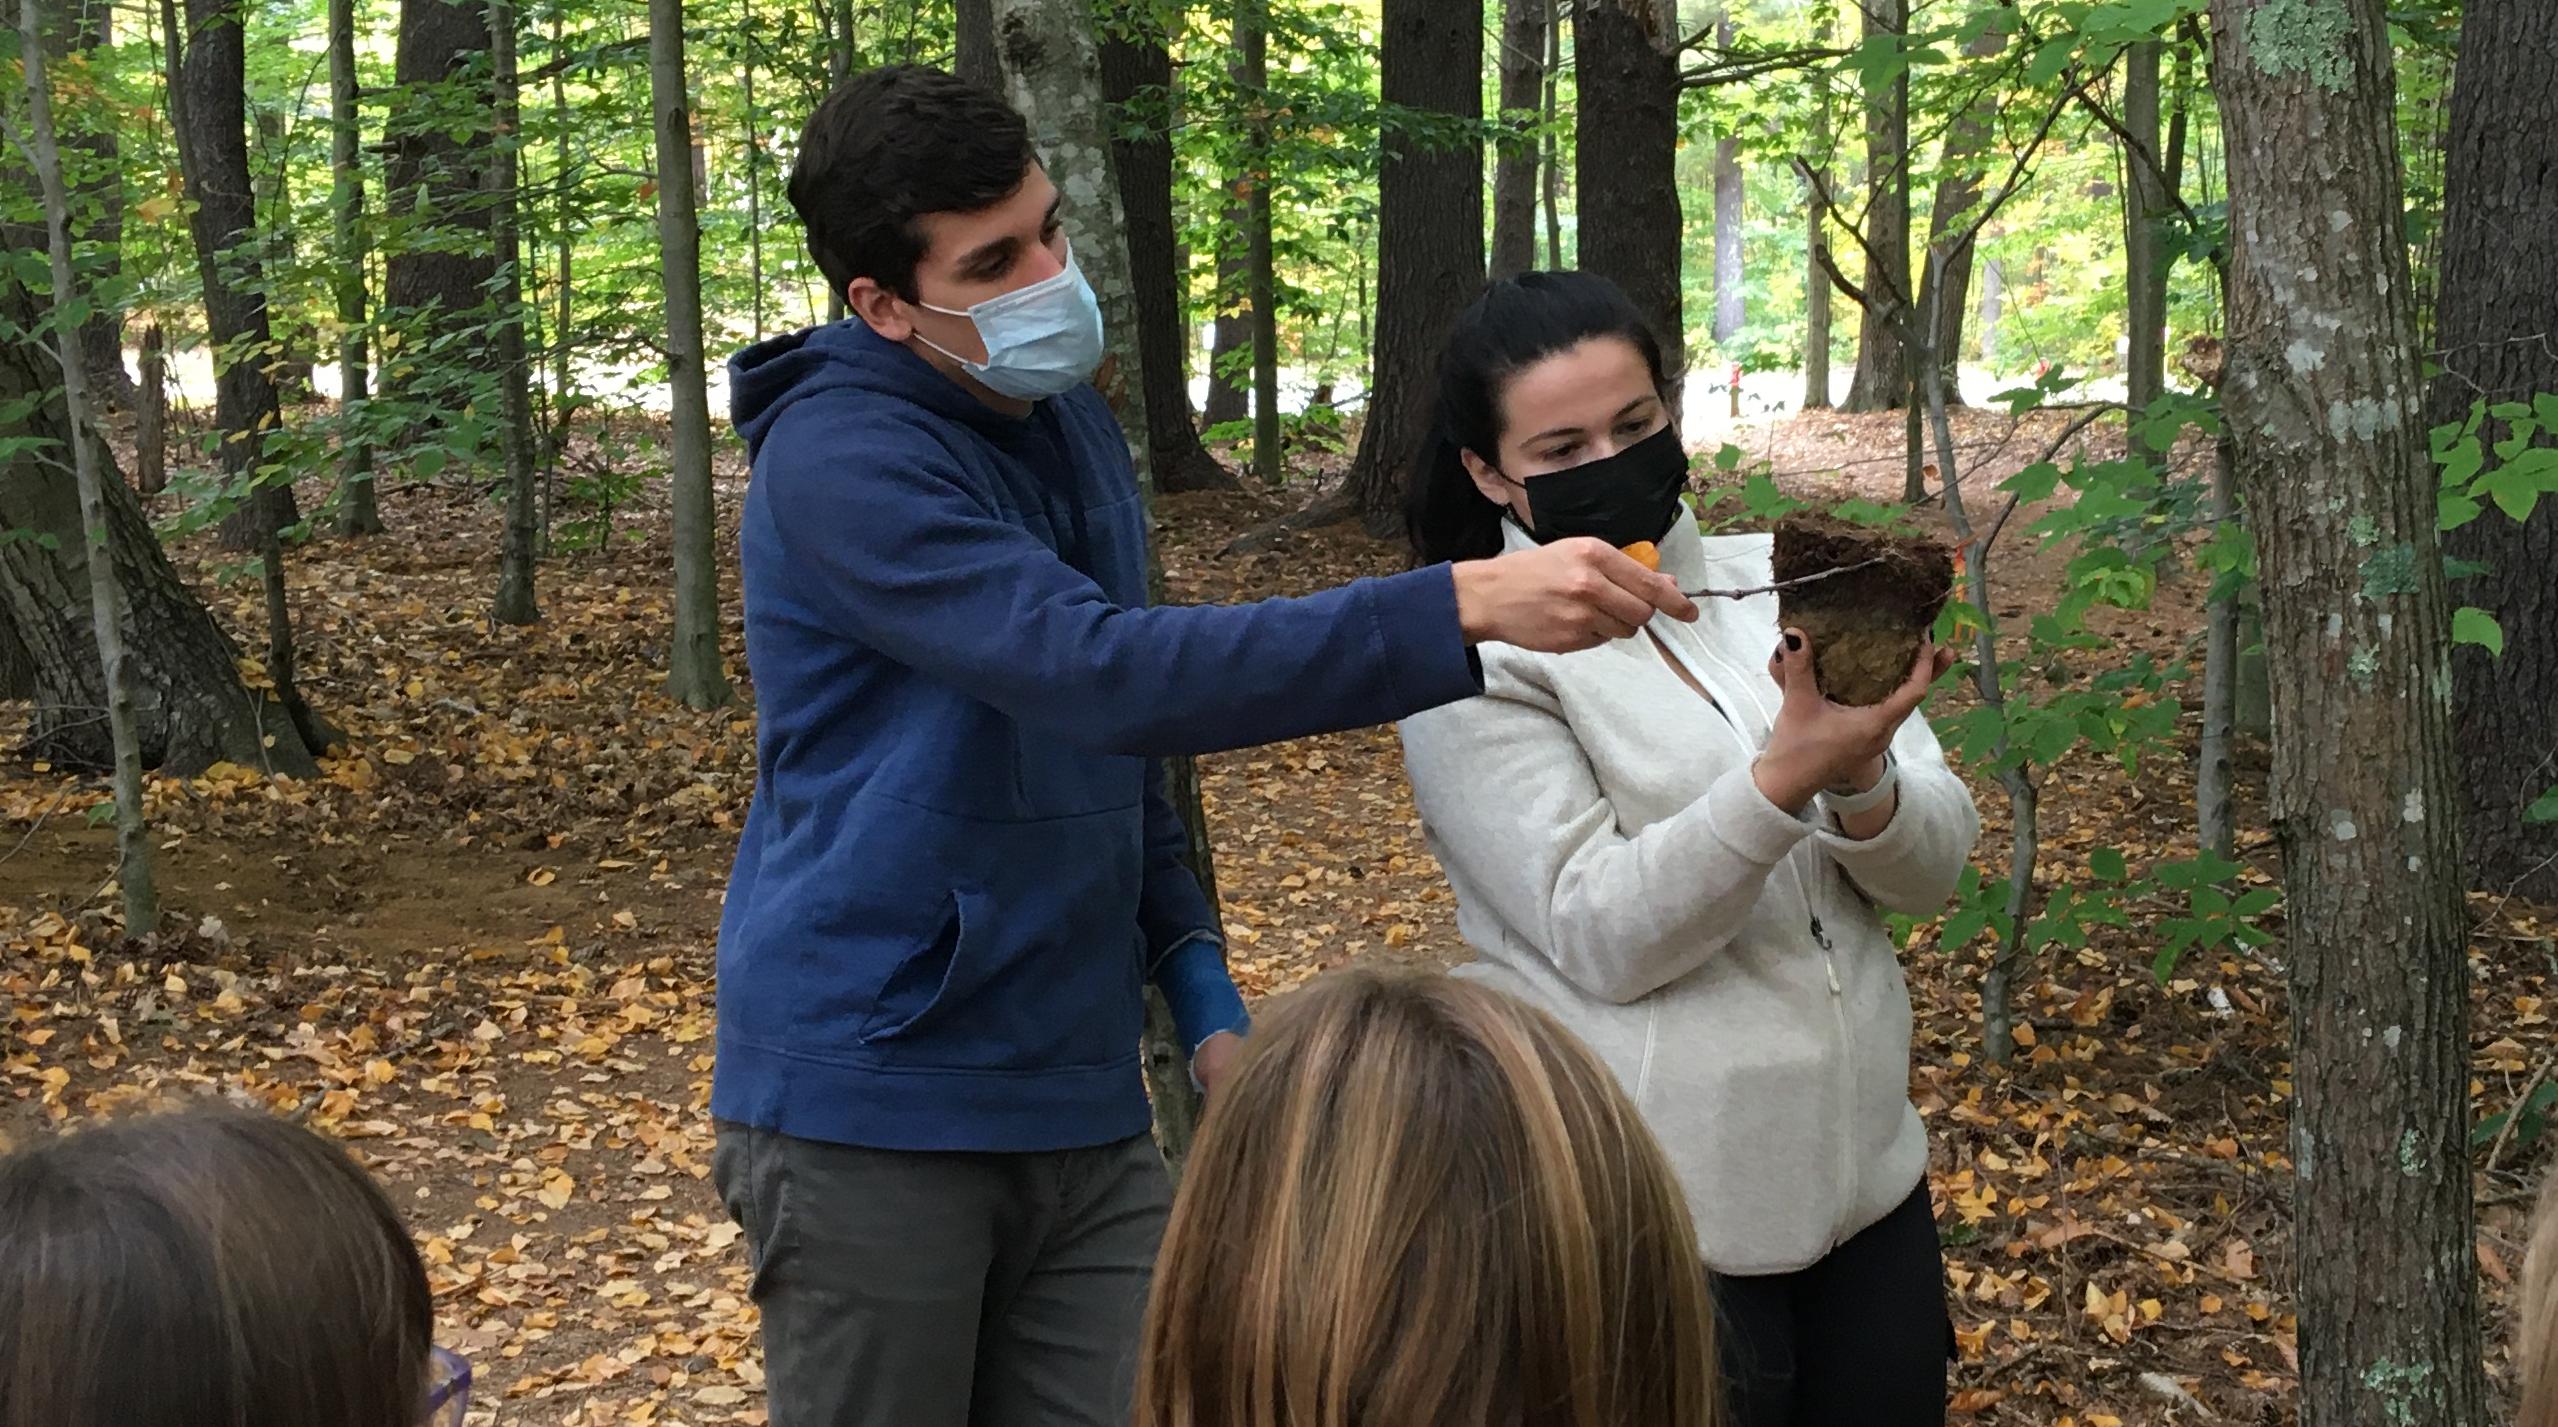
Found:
[1709,13,1742,346]
[2211,2,2489,1423]
[1489,0,1545,280]
[1803,28,1832,410]
[649,0,731,710]
[2198,425,2239,861]
[1541,2,1563,269]
[824,0,854,324]
[1914,133,1984,406]
[2124,38,2169,463]
[741,0,765,344]
[954,0,998,92]
[1203,204,1249,427]
[382,0,496,423]
[1240,0,1280,487]
[1977,256,2002,369]
[330,0,381,534]
[1340,0,1482,533]
[491,0,538,625]
[253,108,315,404]
[992,0,1153,492]
[51,0,137,411]
[2425,0,2558,904]
[136,324,168,495]
[0,275,322,777]
[19,0,157,929]
[1843,0,1910,412]
[546,0,573,492]
[1575,0,1683,403]
[163,0,299,550]
[1915,27,2003,410]
[1100,10,1233,492]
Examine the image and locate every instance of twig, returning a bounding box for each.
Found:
[0,788,74,870]
[2488,1047,2558,1176]
[1683,555,1889,600]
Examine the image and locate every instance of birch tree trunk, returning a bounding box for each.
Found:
[2210,1,2488,1420]
[989,0,1150,487]
[17,0,156,931]
[650,0,733,709]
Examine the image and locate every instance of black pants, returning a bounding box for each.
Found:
[1711,1181,1953,1427]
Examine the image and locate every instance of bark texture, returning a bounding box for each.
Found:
[1575,0,1684,400]
[649,0,731,709]
[2423,0,2558,903]
[1843,0,1910,412]
[1339,0,1482,533]
[1100,13,1233,492]
[2211,1,2489,1421]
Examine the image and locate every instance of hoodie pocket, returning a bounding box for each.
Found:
[856,886,987,1045]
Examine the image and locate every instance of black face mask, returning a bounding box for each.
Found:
[1494,423,1688,549]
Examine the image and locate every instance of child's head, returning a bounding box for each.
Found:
[0,1105,442,1427]
[1136,969,1716,1427]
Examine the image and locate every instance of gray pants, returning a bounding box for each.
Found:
[711,1123,1172,1427]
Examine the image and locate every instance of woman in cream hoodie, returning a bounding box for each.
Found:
[1397,272,1980,1427]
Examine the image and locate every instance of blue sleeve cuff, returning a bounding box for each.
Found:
[1379,565,1488,708]
[1151,931,1250,1053]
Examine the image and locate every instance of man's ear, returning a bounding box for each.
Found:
[847,277,911,342]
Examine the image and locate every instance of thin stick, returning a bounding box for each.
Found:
[1684,555,1889,600]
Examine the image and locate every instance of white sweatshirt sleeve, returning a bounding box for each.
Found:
[1399,678,1817,1006]
[1812,707,1981,914]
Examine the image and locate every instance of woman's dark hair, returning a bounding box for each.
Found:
[787,64,1041,301]
[1404,271,1670,566]
[0,1105,434,1427]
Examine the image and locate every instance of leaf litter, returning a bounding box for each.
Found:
[0,409,2550,1424]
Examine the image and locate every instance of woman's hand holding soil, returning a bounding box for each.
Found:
[1752,630,1955,816]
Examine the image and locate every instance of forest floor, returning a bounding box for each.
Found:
[3,404,2554,1425]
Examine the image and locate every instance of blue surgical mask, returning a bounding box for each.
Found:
[911,246,1107,401]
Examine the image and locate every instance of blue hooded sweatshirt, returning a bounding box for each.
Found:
[715,319,1483,1152]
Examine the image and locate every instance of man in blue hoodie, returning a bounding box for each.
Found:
[714,65,1696,1427]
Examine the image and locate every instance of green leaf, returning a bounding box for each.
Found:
[2453,606,2505,657]
[2001,461,2064,504]
[2090,848,2128,882]
[2526,786,2558,826]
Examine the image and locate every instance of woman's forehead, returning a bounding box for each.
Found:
[1500,338,1656,436]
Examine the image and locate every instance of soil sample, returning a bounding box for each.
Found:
[1770,514,1955,706]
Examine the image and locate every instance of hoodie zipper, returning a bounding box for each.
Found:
[1804,854,1862,1250]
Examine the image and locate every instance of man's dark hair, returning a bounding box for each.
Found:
[788,65,1038,302]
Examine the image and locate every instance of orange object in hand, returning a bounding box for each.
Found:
[1620,541,1661,572]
